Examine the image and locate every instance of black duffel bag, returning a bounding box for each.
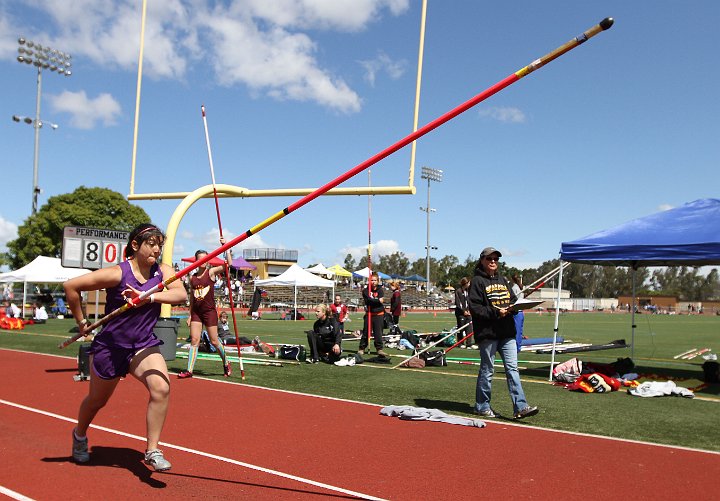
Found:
[279,345,306,362]
[421,349,447,367]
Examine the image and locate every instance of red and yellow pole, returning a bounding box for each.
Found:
[60,18,614,348]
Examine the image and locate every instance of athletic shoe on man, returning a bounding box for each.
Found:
[376,350,389,358]
[514,406,539,419]
[223,363,232,377]
[144,449,172,472]
[177,370,193,379]
[72,428,89,463]
[474,408,496,418]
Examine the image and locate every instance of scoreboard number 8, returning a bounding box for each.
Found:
[83,240,101,268]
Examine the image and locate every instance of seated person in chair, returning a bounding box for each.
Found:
[8,301,21,318]
[306,303,342,363]
[218,311,237,344]
[33,302,48,323]
[51,297,68,317]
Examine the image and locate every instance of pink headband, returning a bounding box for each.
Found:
[134,226,160,240]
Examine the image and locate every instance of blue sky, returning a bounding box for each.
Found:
[1,1,718,274]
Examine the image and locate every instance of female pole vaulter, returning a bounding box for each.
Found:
[64,223,187,470]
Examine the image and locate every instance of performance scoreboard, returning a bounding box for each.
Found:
[62,226,130,269]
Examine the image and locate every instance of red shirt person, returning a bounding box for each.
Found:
[330,295,349,336]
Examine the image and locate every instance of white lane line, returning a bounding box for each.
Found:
[0,398,387,501]
[0,485,35,501]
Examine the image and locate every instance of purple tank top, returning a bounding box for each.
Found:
[94,260,163,349]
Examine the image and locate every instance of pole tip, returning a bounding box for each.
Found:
[600,17,614,30]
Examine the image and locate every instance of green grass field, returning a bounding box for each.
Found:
[2,310,718,452]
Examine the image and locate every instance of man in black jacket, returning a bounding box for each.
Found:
[468,247,538,420]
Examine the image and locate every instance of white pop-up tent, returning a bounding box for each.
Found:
[0,256,90,317]
[254,264,334,319]
[305,263,334,278]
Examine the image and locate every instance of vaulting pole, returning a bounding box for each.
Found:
[443,329,476,354]
[522,262,570,297]
[201,105,246,380]
[392,322,471,369]
[549,260,566,380]
[366,170,373,351]
[59,17,614,348]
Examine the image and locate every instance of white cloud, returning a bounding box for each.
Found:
[658,203,674,211]
[9,0,410,113]
[241,0,409,31]
[201,15,362,113]
[200,228,269,251]
[173,243,185,256]
[23,0,190,78]
[359,51,407,87]
[48,90,122,129]
[0,215,18,249]
[478,106,527,124]
[0,12,18,58]
[339,239,400,263]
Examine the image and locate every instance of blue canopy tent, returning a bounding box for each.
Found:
[550,199,720,373]
[560,198,720,266]
[403,274,427,282]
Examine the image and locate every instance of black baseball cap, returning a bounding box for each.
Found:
[480,247,502,258]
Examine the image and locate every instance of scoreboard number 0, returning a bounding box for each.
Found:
[104,242,118,264]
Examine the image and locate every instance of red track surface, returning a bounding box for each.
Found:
[1,349,719,500]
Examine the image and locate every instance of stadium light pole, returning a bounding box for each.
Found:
[16,36,72,215]
[420,166,442,297]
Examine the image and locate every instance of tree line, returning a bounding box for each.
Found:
[343,252,720,301]
[3,186,718,302]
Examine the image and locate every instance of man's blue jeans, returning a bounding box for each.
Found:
[475,337,528,414]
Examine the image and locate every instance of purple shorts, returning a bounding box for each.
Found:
[90,341,161,380]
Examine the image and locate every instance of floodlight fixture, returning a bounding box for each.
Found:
[15,36,71,214]
[419,166,443,296]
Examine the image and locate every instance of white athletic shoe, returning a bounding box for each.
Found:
[144,449,172,472]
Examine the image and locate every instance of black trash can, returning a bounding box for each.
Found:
[77,342,92,380]
[154,317,180,361]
